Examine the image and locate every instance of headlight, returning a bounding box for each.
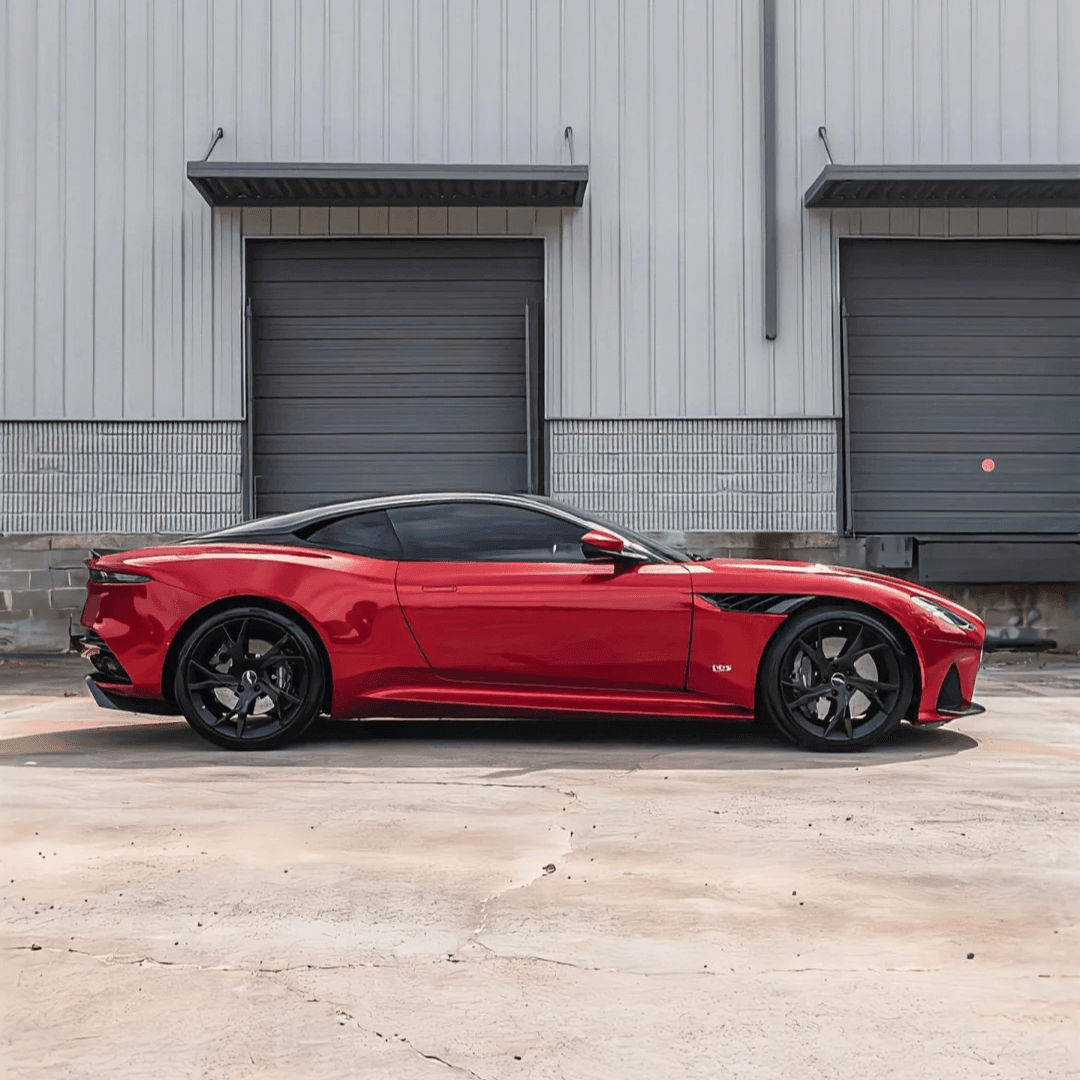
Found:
[911,595,975,631]
[88,569,150,584]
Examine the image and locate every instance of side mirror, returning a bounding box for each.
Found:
[580,529,626,560]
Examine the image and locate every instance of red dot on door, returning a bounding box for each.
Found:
[981,458,996,473]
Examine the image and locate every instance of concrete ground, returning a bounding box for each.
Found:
[2,656,1077,1079]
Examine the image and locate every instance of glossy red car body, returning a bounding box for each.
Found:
[80,498,984,728]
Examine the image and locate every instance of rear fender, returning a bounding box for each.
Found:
[159,595,335,712]
[88,545,431,716]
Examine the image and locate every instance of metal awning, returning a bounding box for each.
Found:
[186,161,589,208]
[804,164,1080,208]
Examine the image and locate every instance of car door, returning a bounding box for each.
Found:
[389,501,693,691]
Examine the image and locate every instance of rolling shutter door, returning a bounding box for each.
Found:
[841,239,1080,537]
[248,239,543,516]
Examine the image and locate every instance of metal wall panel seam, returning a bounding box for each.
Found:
[740,0,761,415]
[647,0,656,417]
[502,0,509,162]
[616,0,627,416]
[122,0,153,419]
[702,0,717,417]
[530,0,538,164]
[619,0,650,417]
[184,0,207,419]
[291,0,304,158]
[588,0,608,418]
[468,0,477,162]
[797,0,815,418]
[761,0,777,342]
[715,0,744,418]
[155,0,185,420]
[737,0,751,417]
[774,0,803,416]
[4,0,37,417]
[558,0,585,417]
[0,0,6,415]
[1063,0,1080,159]
[35,0,64,419]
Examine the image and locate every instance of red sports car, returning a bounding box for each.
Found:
[79,492,985,752]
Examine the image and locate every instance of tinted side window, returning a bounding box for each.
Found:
[300,510,403,559]
[387,503,588,562]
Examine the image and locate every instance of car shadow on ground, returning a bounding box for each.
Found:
[0,714,978,773]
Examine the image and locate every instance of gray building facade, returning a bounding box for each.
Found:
[2,0,1078,651]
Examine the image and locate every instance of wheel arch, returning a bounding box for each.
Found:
[161,595,334,712]
[753,596,923,720]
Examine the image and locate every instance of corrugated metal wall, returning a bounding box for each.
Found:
[1,1,243,420]
[3,0,1080,424]
[810,0,1080,167]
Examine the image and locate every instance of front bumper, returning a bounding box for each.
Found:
[913,634,983,724]
[935,701,987,719]
[916,701,986,728]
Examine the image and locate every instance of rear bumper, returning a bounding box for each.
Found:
[84,674,181,716]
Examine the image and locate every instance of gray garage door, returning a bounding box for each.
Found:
[841,239,1080,535]
[248,239,543,516]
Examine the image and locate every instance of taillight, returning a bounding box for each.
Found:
[88,569,151,584]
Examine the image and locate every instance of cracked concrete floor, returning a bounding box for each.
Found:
[1,659,1078,1079]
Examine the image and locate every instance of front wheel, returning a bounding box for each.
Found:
[758,605,914,752]
[174,606,325,750]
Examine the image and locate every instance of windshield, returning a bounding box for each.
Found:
[525,496,696,563]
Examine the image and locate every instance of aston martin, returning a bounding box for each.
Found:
[79,493,985,752]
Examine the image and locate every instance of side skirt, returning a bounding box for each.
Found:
[344,683,755,722]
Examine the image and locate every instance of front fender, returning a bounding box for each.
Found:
[687,561,984,721]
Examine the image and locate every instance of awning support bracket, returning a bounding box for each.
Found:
[202,127,224,162]
[817,125,835,165]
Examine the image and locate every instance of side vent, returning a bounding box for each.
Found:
[699,594,813,615]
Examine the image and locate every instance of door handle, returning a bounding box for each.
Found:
[420,585,457,592]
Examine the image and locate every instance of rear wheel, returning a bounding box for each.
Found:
[174,606,325,750]
[759,605,913,752]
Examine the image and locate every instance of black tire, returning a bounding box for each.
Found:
[174,606,325,750]
[758,605,914,752]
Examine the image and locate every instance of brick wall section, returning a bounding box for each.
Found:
[0,421,242,534]
[549,419,839,533]
[0,534,179,652]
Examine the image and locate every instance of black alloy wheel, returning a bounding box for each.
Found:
[759,605,913,752]
[174,606,325,750]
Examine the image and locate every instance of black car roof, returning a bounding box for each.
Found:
[191,492,594,542]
